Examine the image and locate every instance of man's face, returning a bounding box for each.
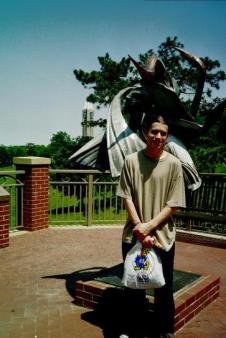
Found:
[145,122,168,152]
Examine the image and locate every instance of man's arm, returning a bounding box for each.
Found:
[124,197,177,237]
[123,198,141,227]
[133,206,177,243]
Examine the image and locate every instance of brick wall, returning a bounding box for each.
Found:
[0,186,10,248]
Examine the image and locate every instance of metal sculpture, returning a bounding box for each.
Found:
[70,48,226,191]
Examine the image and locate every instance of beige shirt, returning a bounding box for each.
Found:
[117,150,186,251]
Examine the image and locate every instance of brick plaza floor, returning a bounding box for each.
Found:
[0,226,226,338]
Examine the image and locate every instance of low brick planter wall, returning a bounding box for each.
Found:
[75,274,220,333]
[176,229,226,249]
[174,275,220,332]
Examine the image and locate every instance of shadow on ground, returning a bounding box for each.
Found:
[42,265,156,338]
[42,264,202,337]
[82,286,156,338]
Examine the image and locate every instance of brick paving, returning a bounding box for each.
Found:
[0,226,226,338]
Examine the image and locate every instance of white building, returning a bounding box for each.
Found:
[82,101,95,137]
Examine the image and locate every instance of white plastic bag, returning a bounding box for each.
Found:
[122,242,165,289]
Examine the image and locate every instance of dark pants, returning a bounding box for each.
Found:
[122,242,175,335]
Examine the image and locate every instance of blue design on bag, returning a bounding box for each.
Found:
[133,248,150,271]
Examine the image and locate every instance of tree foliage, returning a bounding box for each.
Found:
[47,131,90,168]
[0,144,46,167]
[0,132,90,169]
[74,53,135,108]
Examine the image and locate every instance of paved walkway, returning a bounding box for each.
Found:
[0,226,226,338]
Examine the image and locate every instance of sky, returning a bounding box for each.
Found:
[0,0,226,146]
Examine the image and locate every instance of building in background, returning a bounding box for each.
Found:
[82,101,95,137]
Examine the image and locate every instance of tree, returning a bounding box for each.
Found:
[0,144,50,168]
[0,145,11,167]
[74,53,135,108]
[47,131,90,168]
[0,134,90,169]
[73,36,226,172]
[74,36,226,109]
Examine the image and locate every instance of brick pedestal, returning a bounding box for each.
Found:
[0,186,10,248]
[14,157,51,231]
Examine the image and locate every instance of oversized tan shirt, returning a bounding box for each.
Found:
[117,150,186,251]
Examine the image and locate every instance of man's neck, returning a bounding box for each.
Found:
[145,148,166,160]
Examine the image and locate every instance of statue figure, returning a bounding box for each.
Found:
[70,48,226,191]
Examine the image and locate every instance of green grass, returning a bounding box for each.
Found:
[215,164,226,173]
[49,186,80,210]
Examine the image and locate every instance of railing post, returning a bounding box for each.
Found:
[0,186,10,248]
[13,157,51,231]
[87,174,93,226]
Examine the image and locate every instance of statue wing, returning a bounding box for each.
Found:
[166,135,202,191]
[69,131,109,171]
[70,86,201,190]
[106,87,146,177]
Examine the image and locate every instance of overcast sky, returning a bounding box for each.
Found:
[1,0,226,145]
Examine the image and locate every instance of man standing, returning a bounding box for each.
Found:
[117,114,186,338]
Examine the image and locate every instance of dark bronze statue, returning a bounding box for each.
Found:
[70,48,226,191]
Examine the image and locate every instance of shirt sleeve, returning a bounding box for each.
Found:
[116,158,133,200]
[166,161,186,208]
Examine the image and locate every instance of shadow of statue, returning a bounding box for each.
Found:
[42,265,108,298]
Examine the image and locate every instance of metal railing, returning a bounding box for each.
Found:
[1,168,226,235]
[49,170,226,235]
[174,173,226,235]
[0,170,24,230]
[49,169,126,226]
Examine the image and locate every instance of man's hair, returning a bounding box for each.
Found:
[142,114,169,134]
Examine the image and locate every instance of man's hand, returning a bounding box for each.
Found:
[142,235,155,247]
[133,206,177,243]
[142,235,162,249]
[133,222,152,242]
